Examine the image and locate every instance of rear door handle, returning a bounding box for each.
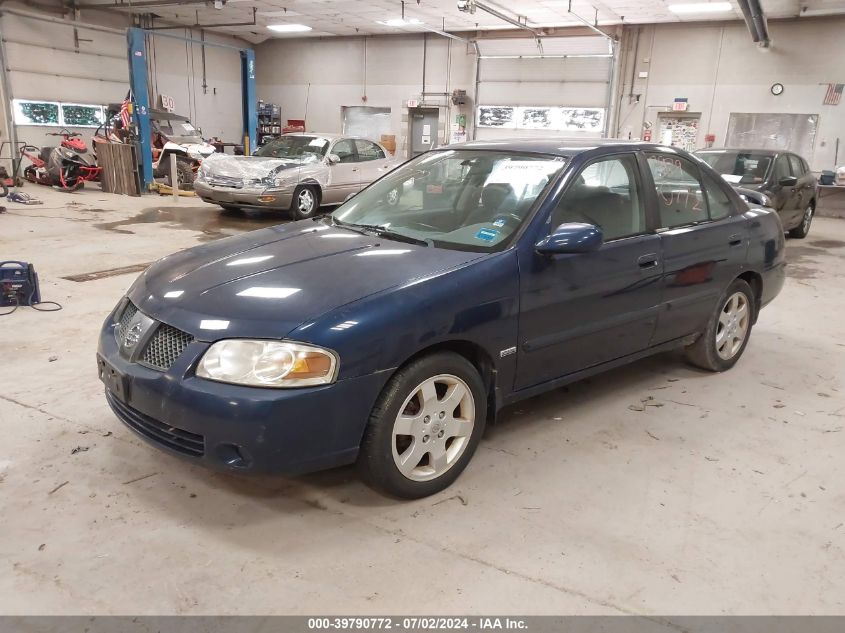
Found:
[637,253,659,269]
[729,233,743,246]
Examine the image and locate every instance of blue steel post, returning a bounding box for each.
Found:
[241,49,257,154]
[127,27,153,189]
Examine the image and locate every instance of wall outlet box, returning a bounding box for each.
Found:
[638,71,649,78]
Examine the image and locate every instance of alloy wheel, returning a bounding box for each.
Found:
[391,374,475,482]
[802,205,813,233]
[715,292,750,360]
[298,188,316,215]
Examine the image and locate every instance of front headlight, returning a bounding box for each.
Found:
[196,340,338,388]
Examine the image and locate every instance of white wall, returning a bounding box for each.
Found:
[255,34,476,155]
[615,18,845,171]
[0,1,250,170]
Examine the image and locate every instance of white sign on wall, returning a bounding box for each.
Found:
[160,94,176,112]
[477,105,605,132]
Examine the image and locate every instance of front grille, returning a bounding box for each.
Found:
[207,175,244,189]
[115,301,138,343]
[106,390,204,456]
[141,323,194,371]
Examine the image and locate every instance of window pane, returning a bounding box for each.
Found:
[701,172,733,220]
[788,155,804,177]
[355,139,385,161]
[61,104,105,127]
[646,153,708,228]
[332,139,357,163]
[774,156,792,180]
[13,100,60,126]
[552,155,644,241]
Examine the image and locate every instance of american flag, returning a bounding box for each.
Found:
[823,83,844,106]
[119,90,132,128]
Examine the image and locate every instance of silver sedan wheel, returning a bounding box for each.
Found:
[387,188,400,206]
[297,188,316,215]
[391,374,475,482]
[715,292,750,360]
[801,204,813,233]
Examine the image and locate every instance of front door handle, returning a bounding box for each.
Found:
[729,233,743,246]
[637,253,659,269]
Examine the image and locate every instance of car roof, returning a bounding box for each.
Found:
[442,138,677,157]
[283,132,383,142]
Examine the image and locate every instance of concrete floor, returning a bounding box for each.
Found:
[1,185,844,615]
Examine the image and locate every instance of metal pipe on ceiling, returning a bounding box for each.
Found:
[459,0,543,44]
[736,0,770,47]
[0,7,126,34]
[567,1,615,41]
[147,7,256,29]
[74,0,211,9]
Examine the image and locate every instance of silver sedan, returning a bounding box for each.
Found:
[194,133,402,219]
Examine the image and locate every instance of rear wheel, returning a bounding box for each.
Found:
[164,160,195,190]
[358,352,486,498]
[789,203,814,239]
[685,279,754,372]
[290,185,319,220]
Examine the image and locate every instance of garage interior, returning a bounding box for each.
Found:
[1,0,845,619]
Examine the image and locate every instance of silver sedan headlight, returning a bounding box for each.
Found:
[196,340,338,388]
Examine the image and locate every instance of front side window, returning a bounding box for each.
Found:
[788,154,805,177]
[551,154,644,241]
[646,153,708,229]
[774,155,792,182]
[331,139,358,163]
[697,151,773,185]
[255,135,330,161]
[332,150,567,252]
[355,140,386,161]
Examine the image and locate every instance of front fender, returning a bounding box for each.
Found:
[289,250,521,394]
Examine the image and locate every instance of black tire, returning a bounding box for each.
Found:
[788,202,814,239]
[357,352,487,499]
[290,185,319,220]
[164,160,195,191]
[685,279,755,372]
[0,182,8,198]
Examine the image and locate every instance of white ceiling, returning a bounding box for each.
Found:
[86,0,845,42]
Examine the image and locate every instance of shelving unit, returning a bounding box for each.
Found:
[257,100,282,146]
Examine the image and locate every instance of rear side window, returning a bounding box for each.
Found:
[645,153,707,228]
[788,155,805,177]
[701,172,734,220]
[355,139,386,161]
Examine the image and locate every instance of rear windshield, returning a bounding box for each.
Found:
[697,151,773,185]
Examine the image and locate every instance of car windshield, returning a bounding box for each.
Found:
[256,136,330,161]
[697,151,773,185]
[155,120,203,144]
[332,150,567,252]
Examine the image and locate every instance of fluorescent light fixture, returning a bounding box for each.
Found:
[163,290,184,298]
[355,249,412,257]
[236,287,301,299]
[377,18,423,26]
[668,2,732,13]
[267,23,312,32]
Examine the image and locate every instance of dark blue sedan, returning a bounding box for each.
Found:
[98,140,786,498]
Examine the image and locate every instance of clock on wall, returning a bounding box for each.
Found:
[771,83,784,96]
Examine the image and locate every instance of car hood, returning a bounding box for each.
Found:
[201,153,313,180]
[128,221,485,340]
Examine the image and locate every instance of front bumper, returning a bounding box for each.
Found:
[194,180,293,211]
[97,311,388,475]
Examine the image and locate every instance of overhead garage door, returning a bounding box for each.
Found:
[474,36,613,140]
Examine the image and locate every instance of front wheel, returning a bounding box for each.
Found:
[358,352,487,498]
[789,203,814,239]
[685,279,755,372]
[290,185,319,220]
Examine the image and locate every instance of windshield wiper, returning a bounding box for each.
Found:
[333,219,430,247]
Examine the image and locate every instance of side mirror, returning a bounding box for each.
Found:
[535,222,603,255]
[778,176,798,187]
[327,153,341,165]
